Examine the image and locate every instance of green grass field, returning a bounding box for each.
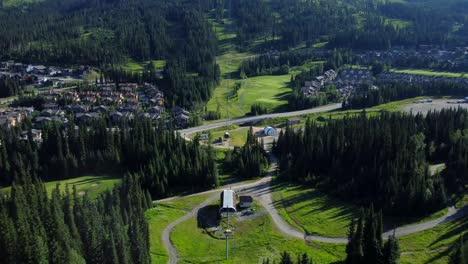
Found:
[272,182,358,238]
[272,182,454,238]
[207,74,292,119]
[212,127,249,147]
[391,69,468,78]
[171,206,346,263]
[399,217,467,264]
[121,59,166,73]
[147,193,218,264]
[0,175,121,199]
[2,0,43,7]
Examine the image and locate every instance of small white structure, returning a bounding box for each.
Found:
[263,126,278,136]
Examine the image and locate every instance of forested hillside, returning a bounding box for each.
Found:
[274,108,468,217]
[0,174,152,263]
[226,0,468,50]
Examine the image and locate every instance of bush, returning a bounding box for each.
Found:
[204,111,221,120]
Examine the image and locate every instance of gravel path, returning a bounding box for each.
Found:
[159,177,273,264]
[161,194,219,264]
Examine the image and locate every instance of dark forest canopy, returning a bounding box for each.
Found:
[0,118,218,198]
[0,174,152,263]
[0,0,466,68]
[0,0,218,67]
[227,0,468,50]
[274,109,468,217]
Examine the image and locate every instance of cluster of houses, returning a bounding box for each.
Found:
[0,107,33,128]
[355,46,468,69]
[0,82,190,130]
[376,72,468,85]
[301,69,338,97]
[33,83,180,127]
[334,69,373,98]
[301,69,373,99]
[0,60,88,87]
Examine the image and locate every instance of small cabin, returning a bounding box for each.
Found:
[287,118,301,125]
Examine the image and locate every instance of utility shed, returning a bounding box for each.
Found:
[239,196,253,208]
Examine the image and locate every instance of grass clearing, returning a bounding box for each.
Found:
[399,217,467,264]
[272,182,456,238]
[212,127,249,147]
[121,59,166,73]
[171,209,346,263]
[0,175,121,199]
[206,73,291,119]
[391,68,468,78]
[272,182,357,238]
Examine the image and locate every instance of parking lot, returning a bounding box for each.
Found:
[403,99,468,115]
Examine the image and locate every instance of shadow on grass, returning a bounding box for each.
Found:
[197,204,221,229]
[423,247,451,264]
[270,181,357,227]
[429,217,468,248]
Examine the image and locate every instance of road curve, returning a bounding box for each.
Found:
[177,103,342,135]
[159,157,467,263]
[159,177,273,264]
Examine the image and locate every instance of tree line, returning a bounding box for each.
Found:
[274,109,468,217]
[0,76,23,98]
[346,206,399,264]
[224,127,269,179]
[0,173,152,263]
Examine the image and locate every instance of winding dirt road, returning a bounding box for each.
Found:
[159,157,467,263]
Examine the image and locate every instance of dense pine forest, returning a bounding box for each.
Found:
[274,109,468,216]
[0,174,152,263]
[346,206,400,264]
[0,76,23,98]
[0,118,218,198]
[1,0,467,66]
[228,0,468,50]
[224,127,269,179]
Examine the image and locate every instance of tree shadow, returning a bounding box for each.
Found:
[423,247,451,264]
[197,204,221,229]
[428,217,468,247]
[270,181,357,235]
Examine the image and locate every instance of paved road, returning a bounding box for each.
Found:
[177,103,342,135]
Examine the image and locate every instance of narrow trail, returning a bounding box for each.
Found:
[159,177,272,264]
